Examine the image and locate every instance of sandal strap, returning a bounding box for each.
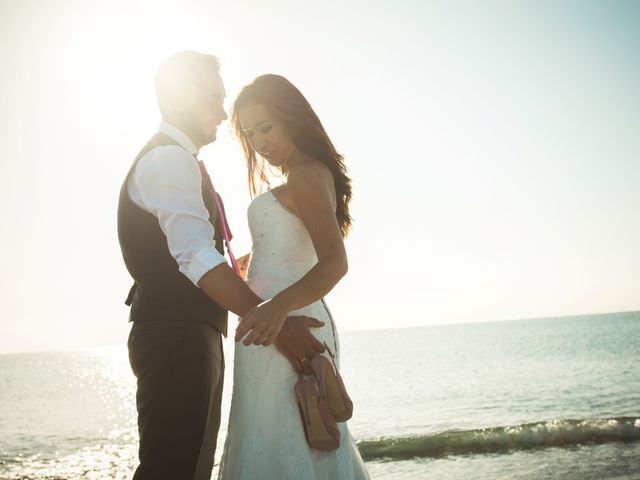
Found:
[323,341,339,372]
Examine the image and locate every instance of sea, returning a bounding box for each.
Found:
[1,311,639,479]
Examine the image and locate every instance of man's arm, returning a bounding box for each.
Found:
[197,262,261,317]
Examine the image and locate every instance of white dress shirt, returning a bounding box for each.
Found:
[127,122,227,286]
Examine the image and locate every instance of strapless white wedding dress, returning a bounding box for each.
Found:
[217,190,370,480]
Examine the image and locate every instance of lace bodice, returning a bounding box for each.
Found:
[246,190,317,300]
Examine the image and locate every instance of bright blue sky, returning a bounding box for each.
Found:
[1,0,639,354]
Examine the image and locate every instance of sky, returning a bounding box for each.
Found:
[0,0,639,354]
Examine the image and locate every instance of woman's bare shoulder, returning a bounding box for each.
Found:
[288,160,333,190]
[287,160,336,212]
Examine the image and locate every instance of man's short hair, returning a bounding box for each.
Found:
[155,51,220,118]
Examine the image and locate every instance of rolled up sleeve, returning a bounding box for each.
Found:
[133,145,228,286]
[188,246,227,285]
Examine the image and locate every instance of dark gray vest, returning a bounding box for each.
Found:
[117,132,227,336]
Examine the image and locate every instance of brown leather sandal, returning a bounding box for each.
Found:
[309,343,354,422]
[294,375,341,451]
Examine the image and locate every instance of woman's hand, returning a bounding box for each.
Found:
[235,297,290,346]
[236,253,251,280]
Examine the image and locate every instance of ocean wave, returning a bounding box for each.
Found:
[357,417,640,460]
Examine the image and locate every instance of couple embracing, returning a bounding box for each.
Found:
[117,51,370,480]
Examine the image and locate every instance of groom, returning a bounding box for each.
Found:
[118,51,325,480]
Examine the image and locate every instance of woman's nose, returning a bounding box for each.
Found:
[252,134,266,150]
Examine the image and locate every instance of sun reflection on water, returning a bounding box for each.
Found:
[1,346,141,479]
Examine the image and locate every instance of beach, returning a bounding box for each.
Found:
[1,311,639,479]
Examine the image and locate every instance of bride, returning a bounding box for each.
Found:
[217,74,370,480]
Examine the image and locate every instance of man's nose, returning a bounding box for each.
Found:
[219,107,228,122]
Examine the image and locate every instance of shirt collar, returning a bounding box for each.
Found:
[159,122,199,157]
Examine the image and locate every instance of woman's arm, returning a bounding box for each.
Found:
[235,162,348,346]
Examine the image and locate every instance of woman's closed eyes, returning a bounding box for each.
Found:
[243,123,273,139]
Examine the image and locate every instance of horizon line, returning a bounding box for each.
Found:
[1,308,639,357]
[340,308,640,334]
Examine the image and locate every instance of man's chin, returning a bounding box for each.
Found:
[200,131,217,146]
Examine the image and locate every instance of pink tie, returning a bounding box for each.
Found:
[197,159,240,275]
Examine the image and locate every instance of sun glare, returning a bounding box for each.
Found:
[61,1,243,129]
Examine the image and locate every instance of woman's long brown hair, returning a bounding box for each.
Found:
[231,74,353,238]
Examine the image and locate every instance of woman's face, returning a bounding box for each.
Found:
[238,103,294,169]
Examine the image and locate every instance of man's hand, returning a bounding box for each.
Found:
[275,316,326,374]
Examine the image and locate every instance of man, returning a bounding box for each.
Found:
[117,51,325,480]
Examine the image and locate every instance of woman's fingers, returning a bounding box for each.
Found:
[243,327,263,346]
[237,306,284,346]
[251,328,271,346]
[254,325,281,346]
[261,332,277,346]
[235,315,256,342]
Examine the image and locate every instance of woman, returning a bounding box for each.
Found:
[217,75,370,480]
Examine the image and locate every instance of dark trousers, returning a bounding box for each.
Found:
[128,321,224,480]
